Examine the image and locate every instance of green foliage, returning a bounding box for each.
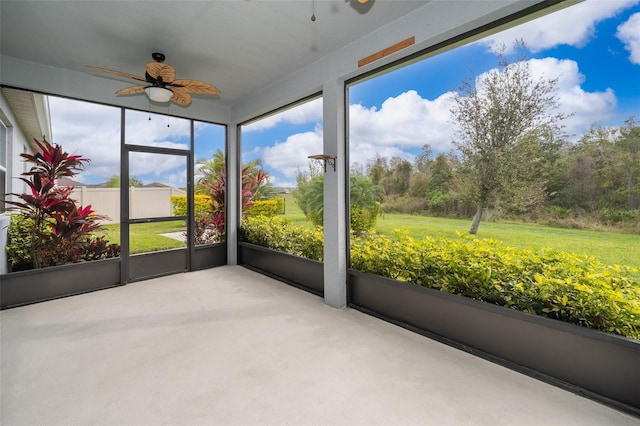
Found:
[246,198,285,217]
[428,190,452,213]
[105,175,144,188]
[451,41,568,234]
[6,215,33,272]
[241,216,324,261]
[3,137,119,269]
[295,171,383,233]
[241,215,639,339]
[171,194,211,217]
[351,232,639,339]
[598,208,639,224]
[293,173,324,226]
[190,149,271,244]
[6,214,120,271]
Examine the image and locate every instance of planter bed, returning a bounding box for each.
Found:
[128,249,188,282]
[193,243,227,271]
[349,269,640,415]
[238,242,323,296]
[1,258,121,309]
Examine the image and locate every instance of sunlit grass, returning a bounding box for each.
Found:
[374,213,640,279]
[99,220,185,254]
[281,195,639,280]
[96,195,639,281]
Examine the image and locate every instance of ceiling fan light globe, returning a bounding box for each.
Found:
[145,86,173,103]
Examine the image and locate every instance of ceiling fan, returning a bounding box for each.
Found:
[86,52,220,106]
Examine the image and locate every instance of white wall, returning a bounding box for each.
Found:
[0,91,35,203]
[68,186,184,223]
[1,91,36,274]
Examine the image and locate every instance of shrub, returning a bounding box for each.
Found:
[240,216,639,339]
[246,198,284,217]
[351,232,640,339]
[3,137,119,269]
[295,173,384,233]
[351,206,379,235]
[6,215,33,272]
[240,216,323,261]
[599,208,640,224]
[171,194,211,217]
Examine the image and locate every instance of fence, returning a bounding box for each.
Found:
[69,187,186,223]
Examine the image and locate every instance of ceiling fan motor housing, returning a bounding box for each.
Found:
[151,52,165,62]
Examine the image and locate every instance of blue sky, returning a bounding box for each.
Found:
[48,0,639,189]
[243,0,640,188]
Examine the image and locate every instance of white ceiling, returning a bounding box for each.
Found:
[1,0,433,107]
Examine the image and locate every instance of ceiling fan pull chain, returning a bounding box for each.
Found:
[311,0,316,21]
[167,106,170,127]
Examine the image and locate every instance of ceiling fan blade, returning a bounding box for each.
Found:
[171,79,221,95]
[170,87,192,106]
[86,65,146,82]
[146,62,176,83]
[115,85,147,95]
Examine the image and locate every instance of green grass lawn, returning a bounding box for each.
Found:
[282,193,308,226]
[281,194,639,279]
[97,194,639,280]
[374,213,639,274]
[100,221,186,254]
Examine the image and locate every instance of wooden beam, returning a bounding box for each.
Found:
[358,36,415,68]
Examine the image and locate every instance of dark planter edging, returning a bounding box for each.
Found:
[238,242,324,296]
[193,243,227,271]
[348,269,640,415]
[128,249,188,282]
[0,258,121,309]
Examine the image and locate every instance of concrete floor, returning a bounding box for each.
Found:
[1,265,638,425]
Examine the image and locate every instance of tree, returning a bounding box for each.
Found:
[366,153,388,186]
[192,149,271,243]
[195,149,225,194]
[615,118,640,210]
[379,157,412,197]
[451,41,568,234]
[196,149,275,198]
[294,168,384,233]
[3,137,118,269]
[105,175,144,188]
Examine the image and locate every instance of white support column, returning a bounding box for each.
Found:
[227,124,239,265]
[322,79,347,309]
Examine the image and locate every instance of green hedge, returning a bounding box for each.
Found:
[246,198,285,217]
[171,195,212,217]
[241,216,323,261]
[172,196,285,218]
[241,216,640,339]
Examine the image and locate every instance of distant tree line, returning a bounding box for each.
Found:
[359,117,639,233]
[352,41,639,234]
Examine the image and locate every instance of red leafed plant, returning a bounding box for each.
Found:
[3,137,120,269]
[194,165,267,244]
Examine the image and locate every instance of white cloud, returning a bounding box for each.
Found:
[345,57,617,169]
[48,97,191,185]
[128,151,186,186]
[262,129,323,178]
[349,89,456,151]
[243,97,323,132]
[124,110,191,148]
[525,57,617,136]
[481,0,639,53]
[617,12,640,64]
[49,97,121,183]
